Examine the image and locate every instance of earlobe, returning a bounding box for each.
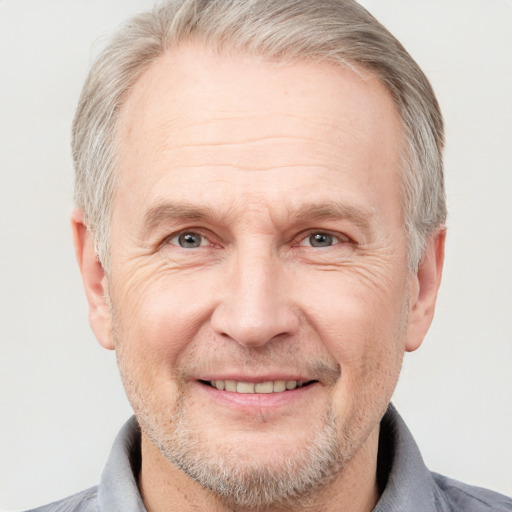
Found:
[71,210,114,350]
[405,229,446,352]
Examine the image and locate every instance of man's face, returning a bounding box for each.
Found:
[99,45,422,505]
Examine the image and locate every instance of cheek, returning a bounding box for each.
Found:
[110,263,222,382]
[297,267,408,421]
[298,266,408,364]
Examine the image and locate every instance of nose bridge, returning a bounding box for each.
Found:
[237,244,276,316]
[211,239,298,347]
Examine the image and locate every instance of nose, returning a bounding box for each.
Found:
[210,245,300,348]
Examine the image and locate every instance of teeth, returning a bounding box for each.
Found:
[225,380,237,392]
[273,380,286,392]
[237,382,255,393]
[255,381,273,393]
[209,379,306,393]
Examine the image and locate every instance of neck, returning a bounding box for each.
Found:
[138,426,381,512]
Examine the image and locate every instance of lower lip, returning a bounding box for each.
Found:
[197,381,319,411]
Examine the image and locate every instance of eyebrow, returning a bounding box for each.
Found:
[294,201,375,228]
[142,202,216,234]
[141,199,375,236]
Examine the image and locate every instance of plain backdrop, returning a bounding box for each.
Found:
[1,1,511,510]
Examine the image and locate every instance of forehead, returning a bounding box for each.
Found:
[114,43,403,226]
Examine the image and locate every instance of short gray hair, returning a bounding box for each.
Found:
[72,0,446,272]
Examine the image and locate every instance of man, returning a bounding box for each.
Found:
[27,0,511,511]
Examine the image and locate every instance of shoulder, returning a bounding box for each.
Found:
[23,486,99,512]
[433,473,512,512]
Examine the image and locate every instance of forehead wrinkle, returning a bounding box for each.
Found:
[145,116,350,158]
[163,134,340,151]
[125,98,350,157]
[178,111,342,135]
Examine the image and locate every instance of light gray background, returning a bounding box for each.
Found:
[1,1,511,510]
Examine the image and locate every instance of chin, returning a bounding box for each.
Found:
[140,400,345,509]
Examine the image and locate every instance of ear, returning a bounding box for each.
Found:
[71,210,114,350]
[405,228,446,352]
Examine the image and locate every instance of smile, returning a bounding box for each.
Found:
[204,380,317,393]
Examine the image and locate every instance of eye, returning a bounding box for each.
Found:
[300,232,344,248]
[169,231,207,249]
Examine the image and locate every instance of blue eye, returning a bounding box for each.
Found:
[306,232,336,247]
[171,231,205,248]
[309,233,333,247]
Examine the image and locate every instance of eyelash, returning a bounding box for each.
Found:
[296,231,350,248]
[163,229,352,250]
[165,230,213,249]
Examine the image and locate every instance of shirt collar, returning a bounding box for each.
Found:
[98,416,146,511]
[374,403,451,512]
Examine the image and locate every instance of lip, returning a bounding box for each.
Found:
[195,379,320,411]
[195,374,314,383]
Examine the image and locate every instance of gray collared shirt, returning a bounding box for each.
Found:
[27,405,512,511]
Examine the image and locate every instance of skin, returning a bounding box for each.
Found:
[73,44,445,512]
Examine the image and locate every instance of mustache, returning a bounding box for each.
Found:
[176,343,341,384]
